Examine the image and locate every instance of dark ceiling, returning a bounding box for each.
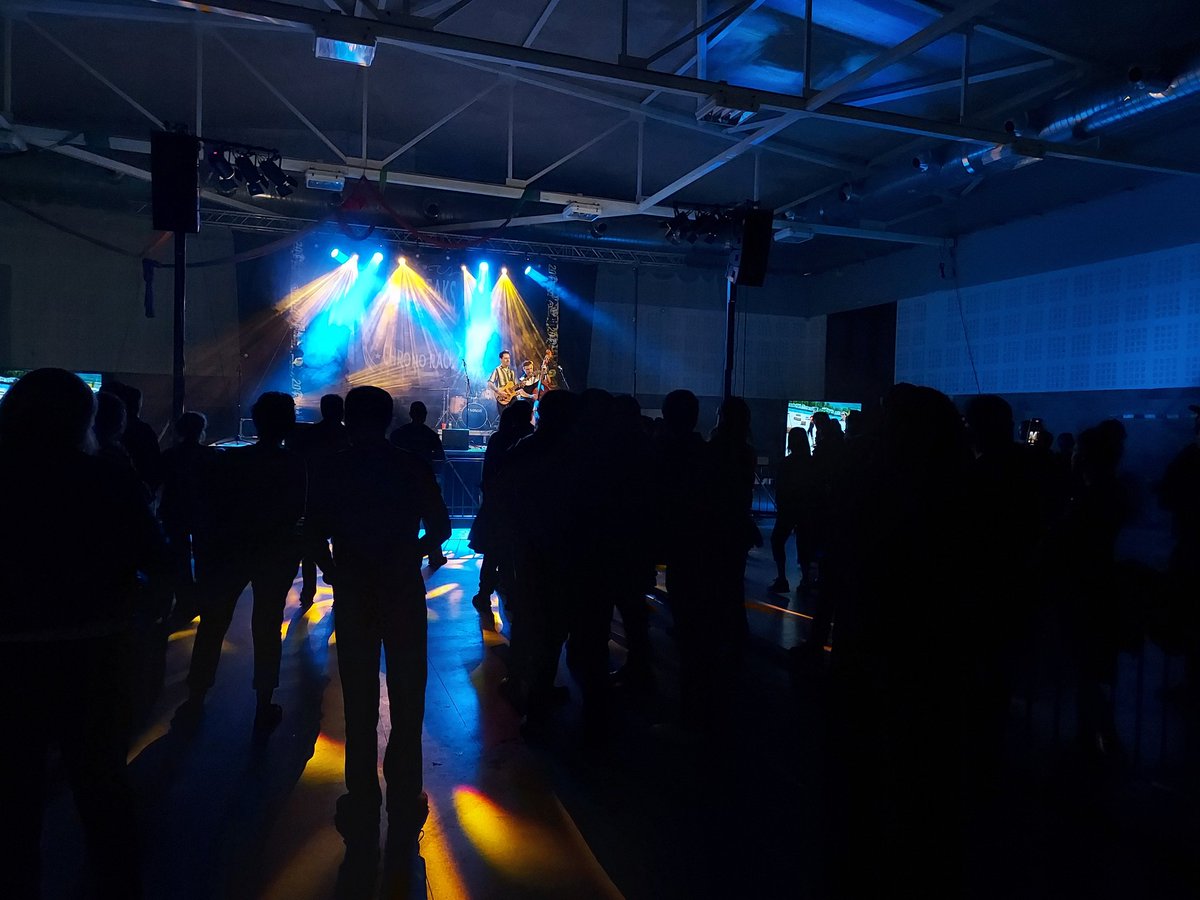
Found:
[0,0,1198,275]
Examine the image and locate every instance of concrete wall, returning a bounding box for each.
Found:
[0,201,241,436]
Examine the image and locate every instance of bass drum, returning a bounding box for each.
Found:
[464,401,489,430]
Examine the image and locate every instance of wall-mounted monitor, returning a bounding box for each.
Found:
[785,400,862,451]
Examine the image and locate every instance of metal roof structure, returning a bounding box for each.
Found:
[1,0,1199,273]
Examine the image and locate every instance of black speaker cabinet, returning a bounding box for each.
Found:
[728,207,774,287]
[151,131,200,234]
[441,428,470,451]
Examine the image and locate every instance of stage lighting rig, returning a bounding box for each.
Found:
[204,140,297,200]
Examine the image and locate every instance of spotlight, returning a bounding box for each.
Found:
[399,256,407,266]
[461,264,468,272]
[500,266,507,276]
[233,154,269,198]
[371,251,384,264]
[589,221,609,238]
[331,248,341,259]
[258,156,297,198]
[524,265,532,275]
[480,262,489,272]
[206,147,237,195]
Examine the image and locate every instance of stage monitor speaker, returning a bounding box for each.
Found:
[441,428,470,451]
[727,207,774,287]
[151,131,200,234]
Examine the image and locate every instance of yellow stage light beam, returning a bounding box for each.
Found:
[492,273,546,365]
[276,258,359,328]
[348,263,461,393]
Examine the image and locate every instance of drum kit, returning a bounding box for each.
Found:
[438,375,497,432]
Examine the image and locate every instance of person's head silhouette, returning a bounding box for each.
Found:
[94,391,128,446]
[251,392,296,446]
[409,401,428,425]
[662,389,699,436]
[345,386,394,441]
[0,368,97,453]
[320,393,344,424]
[176,411,207,444]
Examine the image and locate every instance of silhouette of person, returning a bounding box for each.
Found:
[391,401,449,569]
[390,401,446,469]
[469,399,535,618]
[819,383,975,898]
[770,426,815,594]
[651,389,710,728]
[604,393,658,693]
[307,385,450,855]
[494,389,581,720]
[1058,419,1132,757]
[112,382,163,495]
[0,368,168,900]
[1157,405,1200,698]
[159,411,218,622]
[291,393,348,610]
[704,396,759,653]
[182,392,306,731]
[94,389,134,469]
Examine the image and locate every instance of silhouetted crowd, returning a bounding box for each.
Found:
[1,367,1198,899]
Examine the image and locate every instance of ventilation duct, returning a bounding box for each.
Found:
[841,43,1200,213]
[1013,45,1200,141]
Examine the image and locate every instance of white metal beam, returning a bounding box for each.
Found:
[25,18,163,128]
[212,31,348,163]
[640,0,767,106]
[838,58,1055,108]
[400,46,864,172]
[638,109,804,210]
[5,118,679,218]
[24,137,266,214]
[523,117,631,185]
[804,0,1001,111]
[378,81,498,168]
[523,0,560,48]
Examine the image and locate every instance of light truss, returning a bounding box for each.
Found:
[185,207,692,267]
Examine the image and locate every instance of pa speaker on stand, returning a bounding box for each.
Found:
[150,131,201,234]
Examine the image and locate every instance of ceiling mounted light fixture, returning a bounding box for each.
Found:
[258,156,297,198]
[696,88,760,128]
[315,16,377,66]
[206,146,238,195]
[233,154,271,198]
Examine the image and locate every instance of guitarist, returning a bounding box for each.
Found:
[487,350,518,418]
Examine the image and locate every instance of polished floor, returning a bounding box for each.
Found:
[34,526,1199,899]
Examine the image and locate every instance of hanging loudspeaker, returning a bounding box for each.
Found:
[727,207,774,287]
[151,131,201,234]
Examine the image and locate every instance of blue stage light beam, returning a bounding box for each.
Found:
[331,248,350,264]
[526,266,617,336]
[371,251,384,265]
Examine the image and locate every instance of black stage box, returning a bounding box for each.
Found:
[441,428,470,451]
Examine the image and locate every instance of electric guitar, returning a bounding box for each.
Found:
[495,382,518,406]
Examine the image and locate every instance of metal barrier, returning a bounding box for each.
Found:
[440,452,483,521]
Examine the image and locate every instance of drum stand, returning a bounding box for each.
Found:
[437,387,453,429]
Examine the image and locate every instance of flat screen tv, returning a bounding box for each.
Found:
[785,400,862,451]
